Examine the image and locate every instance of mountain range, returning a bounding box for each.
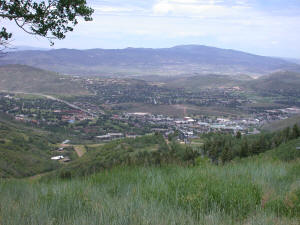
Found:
[1,45,299,77]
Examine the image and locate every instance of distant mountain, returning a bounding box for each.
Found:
[0,45,299,77]
[4,45,50,52]
[0,64,89,95]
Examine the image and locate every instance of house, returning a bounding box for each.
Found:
[4,95,13,99]
[63,157,71,162]
[108,133,124,138]
[296,147,300,150]
[96,133,124,141]
[51,156,64,160]
[96,134,112,141]
[62,140,70,144]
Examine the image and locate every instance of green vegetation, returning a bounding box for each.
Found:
[263,114,300,132]
[1,137,300,224]
[166,74,250,91]
[0,0,93,49]
[50,134,199,178]
[0,64,89,95]
[202,124,300,164]
[250,71,300,94]
[1,106,300,224]
[0,114,59,178]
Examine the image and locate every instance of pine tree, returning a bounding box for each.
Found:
[240,139,249,158]
[283,127,291,142]
[221,146,233,164]
[236,131,242,139]
[292,124,300,139]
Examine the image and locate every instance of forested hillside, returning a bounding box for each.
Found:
[0,114,59,178]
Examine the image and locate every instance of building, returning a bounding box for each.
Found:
[96,133,124,141]
[62,140,70,144]
[51,156,64,160]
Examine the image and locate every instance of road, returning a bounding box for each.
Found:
[42,94,99,117]
[5,91,102,117]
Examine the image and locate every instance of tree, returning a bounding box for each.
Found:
[0,0,94,50]
[240,139,249,158]
[282,127,291,142]
[221,145,233,164]
[236,131,242,139]
[292,124,300,139]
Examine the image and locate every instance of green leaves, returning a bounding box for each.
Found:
[0,0,94,47]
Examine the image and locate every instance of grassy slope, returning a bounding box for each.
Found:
[262,114,300,132]
[119,102,246,117]
[166,74,251,91]
[0,114,59,178]
[49,134,196,178]
[0,64,89,95]
[249,71,300,93]
[164,71,300,95]
[0,138,299,225]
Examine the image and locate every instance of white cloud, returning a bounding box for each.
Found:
[152,0,250,18]
[93,6,139,13]
[3,0,300,57]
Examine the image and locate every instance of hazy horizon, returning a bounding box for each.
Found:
[3,0,300,58]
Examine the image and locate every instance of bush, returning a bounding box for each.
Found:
[59,170,72,179]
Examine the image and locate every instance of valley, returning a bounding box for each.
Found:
[1,0,300,224]
[0,48,300,224]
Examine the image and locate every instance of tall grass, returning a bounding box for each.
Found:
[0,155,299,225]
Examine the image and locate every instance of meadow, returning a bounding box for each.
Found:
[1,139,300,225]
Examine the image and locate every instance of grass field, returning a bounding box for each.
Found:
[117,103,247,117]
[1,138,300,225]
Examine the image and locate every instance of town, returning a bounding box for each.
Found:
[1,92,299,144]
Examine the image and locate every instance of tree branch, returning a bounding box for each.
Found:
[0,13,18,19]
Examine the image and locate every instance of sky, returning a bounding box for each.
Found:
[3,0,300,58]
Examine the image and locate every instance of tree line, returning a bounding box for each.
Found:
[203,124,300,164]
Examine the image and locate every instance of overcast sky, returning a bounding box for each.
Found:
[3,0,300,58]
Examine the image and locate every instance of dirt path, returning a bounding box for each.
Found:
[27,171,51,181]
[74,145,86,157]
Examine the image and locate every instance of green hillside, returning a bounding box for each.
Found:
[250,71,300,93]
[166,74,252,91]
[51,134,198,178]
[1,138,299,225]
[0,64,89,95]
[262,114,300,132]
[0,114,59,178]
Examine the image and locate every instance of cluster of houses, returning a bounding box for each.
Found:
[50,140,71,162]
[15,114,39,124]
[117,110,300,141]
[117,113,251,141]
[119,106,300,141]
[58,110,94,123]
